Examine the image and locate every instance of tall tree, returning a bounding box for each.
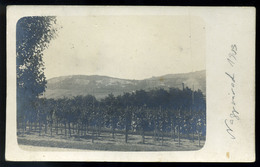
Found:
[104,93,118,139]
[17,16,59,131]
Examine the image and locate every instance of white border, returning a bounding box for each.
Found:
[6,6,255,162]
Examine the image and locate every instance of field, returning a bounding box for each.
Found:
[18,129,205,151]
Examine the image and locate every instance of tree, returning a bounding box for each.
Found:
[32,86,206,148]
[104,94,118,139]
[117,93,133,143]
[17,16,59,132]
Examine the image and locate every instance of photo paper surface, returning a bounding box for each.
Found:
[6,6,255,162]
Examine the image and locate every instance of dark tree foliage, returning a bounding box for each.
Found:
[16,16,58,131]
[18,86,206,147]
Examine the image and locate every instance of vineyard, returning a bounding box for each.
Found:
[17,87,206,151]
[16,17,206,151]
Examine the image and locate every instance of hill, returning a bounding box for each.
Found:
[44,70,206,99]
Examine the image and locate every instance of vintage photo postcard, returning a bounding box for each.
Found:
[6,6,255,162]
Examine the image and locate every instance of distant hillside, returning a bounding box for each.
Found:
[44,70,206,99]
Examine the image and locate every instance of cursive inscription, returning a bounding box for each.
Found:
[225,44,239,139]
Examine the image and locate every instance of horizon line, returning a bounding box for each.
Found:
[47,69,206,81]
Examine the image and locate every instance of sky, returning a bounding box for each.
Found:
[43,15,205,80]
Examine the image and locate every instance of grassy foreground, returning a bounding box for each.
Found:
[18,131,205,151]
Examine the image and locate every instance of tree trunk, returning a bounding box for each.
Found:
[39,121,42,136]
[125,124,128,143]
[56,120,58,135]
[60,123,63,134]
[24,119,27,132]
[142,129,145,144]
[45,121,47,134]
[77,123,80,136]
[22,119,25,136]
[50,123,53,136]
[86,122,89,133]
[68,122,71,137]
[198,132,201,147]
[71,123,73,134]
[192,130,194,142]
[80,124,82,136]
[153,121,157,141]
[170,122,173,139]
[112,121,115,139]
[173,126,176,141]
[112,127,115,139]
[178,125,180,146]
[192,123,196,143]
[98,123,101,137]
[29,121,32,131]
[34,122,37,132]
[172,121,176,141]
[161,131,164,146]
[84,123,87,136]
[64,122,67,136]
[92,126,95,143]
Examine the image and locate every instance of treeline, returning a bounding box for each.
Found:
[17,87,206,145]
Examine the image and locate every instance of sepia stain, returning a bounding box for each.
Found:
[226,152,230,159]
[159,77,164,82]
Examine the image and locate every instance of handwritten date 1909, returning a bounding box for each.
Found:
[225,44,239,140]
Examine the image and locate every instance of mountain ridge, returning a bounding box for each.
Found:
[44,70,206,99]
[47,70,205,82]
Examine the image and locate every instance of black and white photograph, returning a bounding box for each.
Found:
[16,15,206,151]
[6,6,255,162]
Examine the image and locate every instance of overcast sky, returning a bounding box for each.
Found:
[43,16,205,80]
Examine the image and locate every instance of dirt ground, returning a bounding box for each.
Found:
[18,130,205,151]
